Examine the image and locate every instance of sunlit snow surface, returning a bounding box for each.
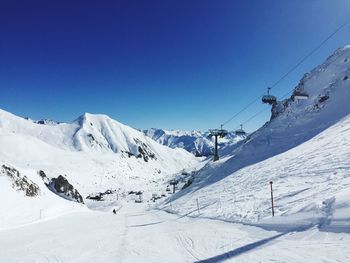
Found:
[144,128,245,156]
[1,202,349,263]
[1,45,350,262]
[162,45,350,232]
[0,109,199,227]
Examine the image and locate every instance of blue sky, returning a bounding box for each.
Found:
[1,0,349,131]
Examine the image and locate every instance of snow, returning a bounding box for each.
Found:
[0,203,349,263]
[144,128,245,156]
[1,45,350,262]
[0,165,86,229]
[159,45,350,234]
[162,113,350,233]
[0,109,199,227]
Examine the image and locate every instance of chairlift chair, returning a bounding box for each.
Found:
[218,125,228,138]
[234,124,246,136]
[218,129,228,138]
[262,87,277,105]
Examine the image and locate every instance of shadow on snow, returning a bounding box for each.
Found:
[195,232,286,263]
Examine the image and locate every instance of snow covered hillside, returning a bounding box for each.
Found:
[144,128,245,156]
[1,45,350,263]
[0,163,86,228]
[162,45,350,232]
[201,44,350,185]
[0,109,198,227]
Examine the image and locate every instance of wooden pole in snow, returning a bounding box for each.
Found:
[270,181,275,217]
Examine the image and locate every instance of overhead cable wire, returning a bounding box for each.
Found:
[220,16,350,128]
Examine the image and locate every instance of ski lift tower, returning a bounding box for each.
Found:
[208,125,228,161]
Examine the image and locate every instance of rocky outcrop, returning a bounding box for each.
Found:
[51,175,84,203]
[271,99,290,120]
[1,165,40,197]
[34,119,60,125]
[134,138,156,162]
[44,173,84,203]
[38,170,50,185]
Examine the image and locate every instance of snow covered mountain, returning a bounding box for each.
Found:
[1,45,350,263]
[0,110,199,159]
[163,45,350,231]
[211,44,350,181]
[144,128,245,156]
[0,109,198,227]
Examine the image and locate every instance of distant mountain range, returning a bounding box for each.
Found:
[144,128,246,156]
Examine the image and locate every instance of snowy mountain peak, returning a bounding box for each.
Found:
[0,108,197,166]
[144,127,246,156]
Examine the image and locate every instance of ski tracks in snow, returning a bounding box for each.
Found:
[1,204,350,262]
[116,213,130,262]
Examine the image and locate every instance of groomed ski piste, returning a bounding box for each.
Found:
[1,46,350,262]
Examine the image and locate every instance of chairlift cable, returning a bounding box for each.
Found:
[269,17,350,90]
[220,16,350,128]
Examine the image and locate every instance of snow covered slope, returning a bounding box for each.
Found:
[164,114,350,231]
[0,109,198,227]
[162,45,350,231]
[144,128,245,156]
[0,163,86,229]
[2,202,349,263]
[202,45,350,185]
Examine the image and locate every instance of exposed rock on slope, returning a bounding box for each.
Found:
[47,175,84,204]
[1,164,40,197]
[38,170,84,203]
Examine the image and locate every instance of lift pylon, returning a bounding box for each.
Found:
[208,125,228,161]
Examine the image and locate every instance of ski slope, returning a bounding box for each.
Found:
[1,202,349,263]
[1,45,350,262]
[160,45,350,233]
[162,113,350,232]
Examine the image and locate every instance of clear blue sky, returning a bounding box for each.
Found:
[1,0,349,131]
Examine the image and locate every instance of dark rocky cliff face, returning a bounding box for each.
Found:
[39,170,84,204]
